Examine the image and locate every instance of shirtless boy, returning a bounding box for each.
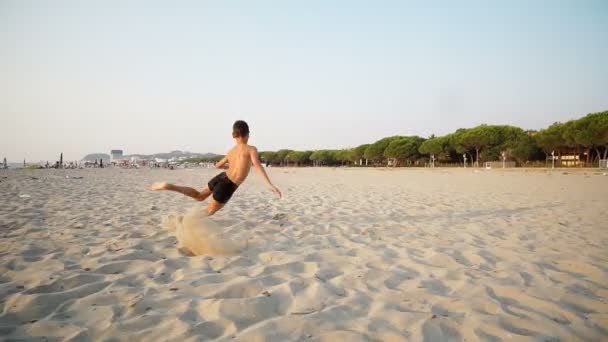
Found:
[151,120,281,215]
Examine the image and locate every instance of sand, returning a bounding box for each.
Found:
[164,209,241,256]
[0,167,607,341]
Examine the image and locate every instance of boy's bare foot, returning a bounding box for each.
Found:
[150,182,168,191]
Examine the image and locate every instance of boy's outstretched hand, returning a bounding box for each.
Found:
[270,185,282,198]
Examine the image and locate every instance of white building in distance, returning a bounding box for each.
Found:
[110,150,123,162]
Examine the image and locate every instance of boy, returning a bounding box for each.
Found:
[151,120,281,215]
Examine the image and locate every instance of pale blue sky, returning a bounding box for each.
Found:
[1,0,607,162]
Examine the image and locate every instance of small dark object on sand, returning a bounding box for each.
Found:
[272,213,287,220]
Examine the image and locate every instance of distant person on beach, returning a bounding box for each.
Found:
[151,120,281,215]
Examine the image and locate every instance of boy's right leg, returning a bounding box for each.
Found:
[151,182,212,201]
[206,199,225,216]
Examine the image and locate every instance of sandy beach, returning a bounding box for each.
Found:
[1,167,607,341]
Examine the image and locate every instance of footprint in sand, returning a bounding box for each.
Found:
[271,213,288,220]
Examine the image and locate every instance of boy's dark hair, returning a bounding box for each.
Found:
[232,120,250,137]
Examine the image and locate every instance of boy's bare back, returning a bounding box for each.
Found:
[221,144,256,185]
[218,141,280,198]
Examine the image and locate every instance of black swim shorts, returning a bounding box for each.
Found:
[207,172,238,203]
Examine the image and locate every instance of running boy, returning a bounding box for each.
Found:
[151,120,281,215]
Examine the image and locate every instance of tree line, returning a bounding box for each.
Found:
[258,110,607,167]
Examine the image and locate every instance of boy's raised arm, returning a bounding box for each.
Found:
[250,148,281,198]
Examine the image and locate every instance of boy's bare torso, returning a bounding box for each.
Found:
[224,144,254,185]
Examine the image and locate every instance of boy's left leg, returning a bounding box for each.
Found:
[151,182,212,201]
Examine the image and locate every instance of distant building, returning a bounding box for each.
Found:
[110,150,123,162]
